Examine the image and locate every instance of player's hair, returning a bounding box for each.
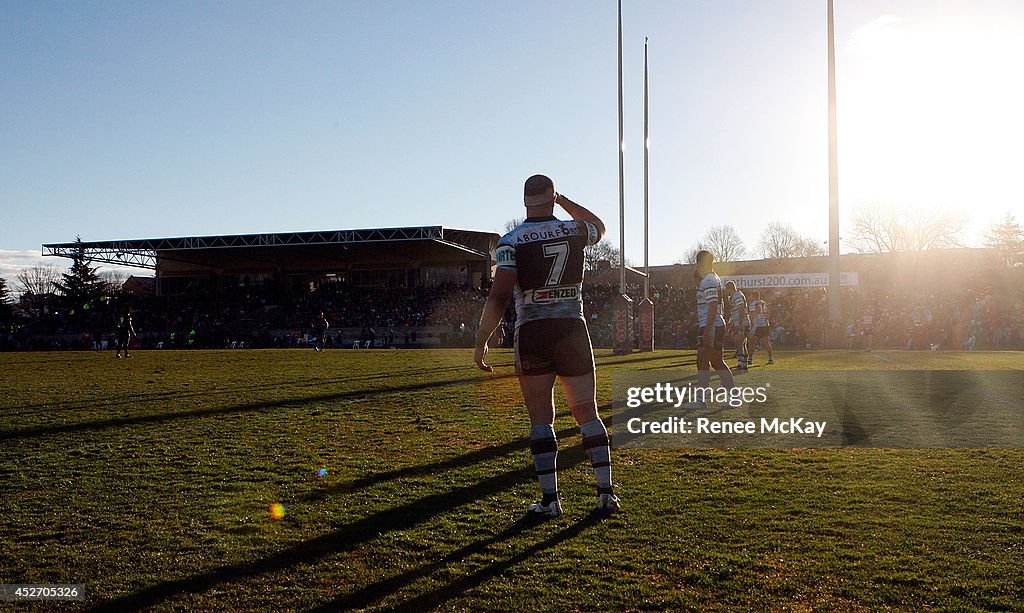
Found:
[524,174,555,196]
[696,249,713,268]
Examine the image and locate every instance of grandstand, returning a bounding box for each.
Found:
[20,227,498,350]
[21,232,1022,353]
[43,226,499,295]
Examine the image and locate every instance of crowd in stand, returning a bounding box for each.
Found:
[2,283,490,351]
[4,276,1023,352]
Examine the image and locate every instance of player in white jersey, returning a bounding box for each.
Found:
[746,290,774,365]
[689,250,736,407]
[724,281,750,371]
[474,174,619,518]
[860,311,875,351]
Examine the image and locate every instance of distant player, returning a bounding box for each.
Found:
[313,312,329,352]
[747,290,774,365]
[474,174,618,518]
[860,310,875,351]
[724,280,750,371]
[115,309,136,358]
[688,250,736,407]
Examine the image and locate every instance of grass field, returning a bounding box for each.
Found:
[2,348,1023,611]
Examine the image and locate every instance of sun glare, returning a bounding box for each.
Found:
[840,14,1024,226]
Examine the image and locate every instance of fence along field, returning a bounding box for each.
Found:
[1,348,1022,610]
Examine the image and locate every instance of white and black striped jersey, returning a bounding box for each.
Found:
[749,299,770,328]
[495,216,601,327]
[729,290,749,327]
[696,272,727,328]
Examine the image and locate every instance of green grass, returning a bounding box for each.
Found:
[1,348,1022,611]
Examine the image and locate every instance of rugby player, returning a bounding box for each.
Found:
[474,174,618,518]
[861,310,875,351]
[747,290,774,365]
[313,312,329,352]
[115,308,136,358]
[724,280,750,371]
[688,250,736,407]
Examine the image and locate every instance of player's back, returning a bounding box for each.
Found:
[749,299,770,326]
[696,273,726,328]
[496,216,600,327]
[730,290,748,324]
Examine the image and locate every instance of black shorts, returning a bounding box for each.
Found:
[696,325,725,349]
[514,318,595,377]
[752,325,770,338]
[728,321,749,336]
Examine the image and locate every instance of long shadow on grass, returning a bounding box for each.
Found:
[0,372,518,442]
[300,424,584,502]
[309,517,539,611]
[306,382,740,503]
[9,362,486,413]
[388,515,603,612]
[4,351,687,442]
[310,513,603,612]
[86,445,591,612]
[7,352,689,439]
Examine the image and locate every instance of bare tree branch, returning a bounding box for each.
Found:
[679,242,706,265]
[584,239,621,271]
[848,204,966,253]
[700,225,745,263]
[502,217,524,234]
[100,269,130,293]
[14,264,63,297]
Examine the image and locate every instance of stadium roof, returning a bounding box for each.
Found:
[43,226,498,270]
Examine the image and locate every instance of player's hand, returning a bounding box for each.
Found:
[474,343,493,372]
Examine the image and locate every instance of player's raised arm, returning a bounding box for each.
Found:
[555,193,605,242]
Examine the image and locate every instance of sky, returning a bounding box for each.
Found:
[2,0,1023,285]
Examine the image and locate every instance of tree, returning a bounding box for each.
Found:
[100,269,129,293]
[848,204,967,253]
[984,213,1024,267]
[584,239,622,271]
[700,225,745,263]
[795,236,827,258]
[758,222,826,259]
[679,242,707,265]
[0,277,12,323]
[502,217,524,234]
[53,237,104,306]
[15,264,63,297]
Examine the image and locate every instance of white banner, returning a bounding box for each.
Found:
[722,272,859,289]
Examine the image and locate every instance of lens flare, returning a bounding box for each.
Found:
[317,468,327,477]
[269,502,286,521]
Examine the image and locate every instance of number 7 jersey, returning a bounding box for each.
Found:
[494,216,601,328]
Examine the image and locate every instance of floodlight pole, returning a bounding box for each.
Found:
[827,0,842,336]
